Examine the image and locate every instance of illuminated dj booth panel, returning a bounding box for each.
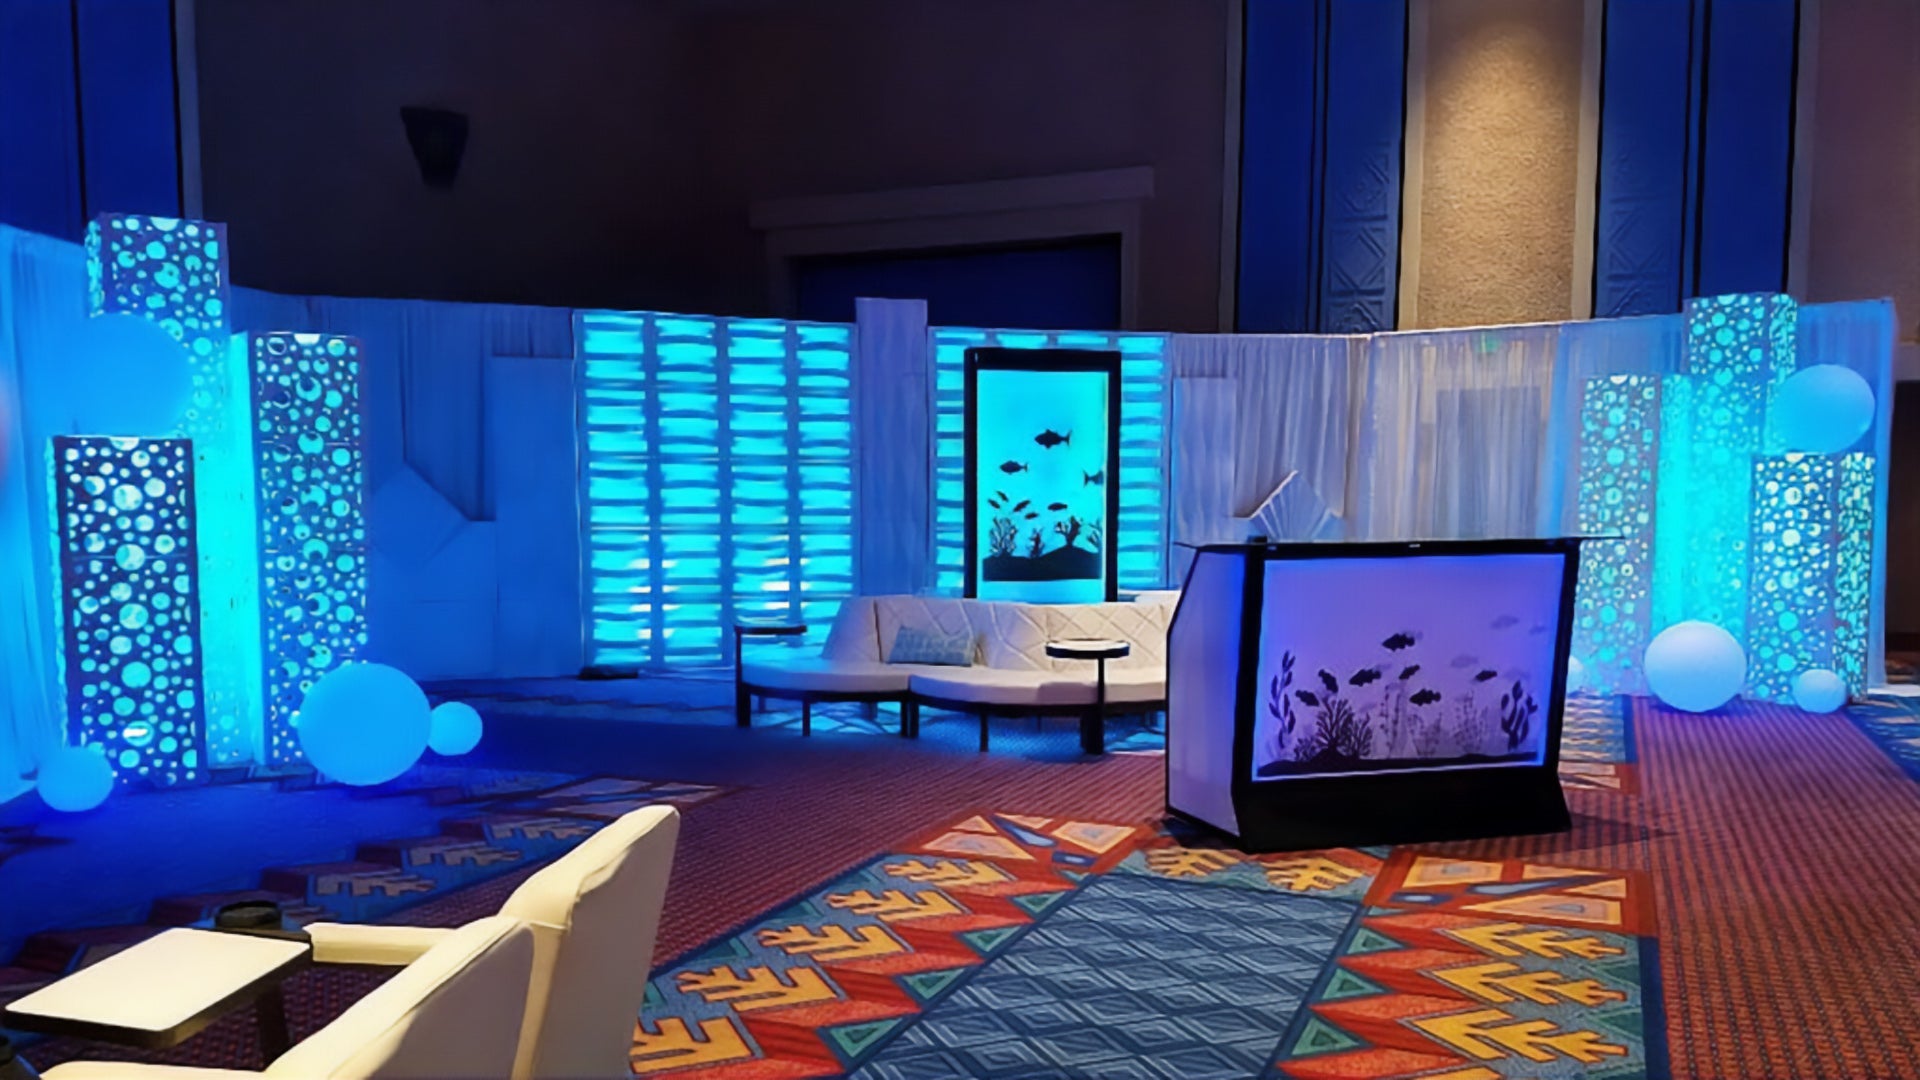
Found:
[1168,539,1581,851]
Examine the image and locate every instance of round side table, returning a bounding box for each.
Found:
[1046,638,1131,754]
[733,622,809,730]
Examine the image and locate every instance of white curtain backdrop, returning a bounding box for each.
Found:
[1351,323,1563,540]
[0,227,91,798]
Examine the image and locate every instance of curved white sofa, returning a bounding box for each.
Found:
[738,594,1173,751]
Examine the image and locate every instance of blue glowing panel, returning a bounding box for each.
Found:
[1251,553,1567,779]
[1654,293,1797,642]
[251,333,368,765]
[1571,375,1660,695]
[1835,454,1874,693]
[86,213,258,767]
[53,436,205,785]
[577,311,855,666]
[931,328,1167,594]
[967,355,1117,603]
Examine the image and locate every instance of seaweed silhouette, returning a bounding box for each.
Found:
[1026,528,1045,558]
[1264,652,1298,763]
[1054,516,1084,550]
[1086,522,1103,554]
[1295,698,1375,763]
[1500,680,1537,751]
[988,516,1019,558]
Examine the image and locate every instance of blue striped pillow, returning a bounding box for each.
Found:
[888,626,976,666]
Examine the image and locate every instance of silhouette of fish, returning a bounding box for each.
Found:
[1490,614,1519,630]
[1451,655,1478,669]
[1318,670,1339,694]
[1409,689,1441,706]
[994,490,1008,504]
[1083,469,1105,486]
[1382,632,1417,651]
[1527,623,1548,635]
[1034,429,1072,449]
[1025,512,1039,519]
[1047,502,1069,512]
[1473,669,1498,682]
[1012,500,1031,513]
[999,461,1028,475]
[1398,664,1421,680]
[1350,667,1381,686]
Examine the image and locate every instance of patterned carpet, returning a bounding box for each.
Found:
[10,682,1920,1078]
[1844,693,1920,780]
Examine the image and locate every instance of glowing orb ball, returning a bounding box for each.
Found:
[65,313,194,436]
[1565,656,1588,696]
[1791,668,1848,714]
[428,701,483,756]
[1773,364,1875,454]
[1644,621,1746,712]
[39,745,115,812]
[296,662,430,786]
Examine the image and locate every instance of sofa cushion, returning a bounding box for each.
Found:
[979,602,1053,672]
[1042,603,1170,672]
[887,625,976,666]
[908,668,1166,707]
[821,598,880,662]
[742,657,912,694]
[874,596,991,664]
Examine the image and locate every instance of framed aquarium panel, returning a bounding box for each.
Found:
[963,348,1121,602]
[1166,539,1583,852]
[1251,553,1563,780]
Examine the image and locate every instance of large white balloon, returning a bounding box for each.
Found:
[1773,364,1874,454]
[296,663,431,786]
[39,745,115,812]
[63,314,194,436]
[1644,621,1746,712]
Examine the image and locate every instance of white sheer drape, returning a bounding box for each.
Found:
[0,227,87,798]
[1351,324,1563,540]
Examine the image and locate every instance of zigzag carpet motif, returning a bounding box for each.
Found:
[634,815,1664,1079]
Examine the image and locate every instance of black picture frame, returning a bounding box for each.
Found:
[962,347,1122,602]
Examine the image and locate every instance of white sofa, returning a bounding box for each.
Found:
[738,595,1173,751]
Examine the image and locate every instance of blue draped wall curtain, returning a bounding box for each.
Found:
[1593,0,1802,316]
[0,0,186,239]
[1236,0,1410,334]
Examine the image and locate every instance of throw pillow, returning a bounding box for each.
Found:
[888,626,976,666]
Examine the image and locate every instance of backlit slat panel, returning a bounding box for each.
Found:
[929,327,1169,594]
[578,311,855,667]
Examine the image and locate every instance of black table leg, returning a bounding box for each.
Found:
[801,700,812,737]
[256,986,291,1065]
[733,632,751,728]
[1080,658,1108,755]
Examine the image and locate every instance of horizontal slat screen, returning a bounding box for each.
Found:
[578,311,856,667]
[929,328,1169,595]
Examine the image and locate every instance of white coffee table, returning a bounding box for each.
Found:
[2,928,309,1059]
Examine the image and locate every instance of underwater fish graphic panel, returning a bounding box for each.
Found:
[963,348,1121,602]
[1250,553,1570,781]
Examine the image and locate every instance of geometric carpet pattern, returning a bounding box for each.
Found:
[635,813,1666,1079]
[1843,693,1920,782]
[1556,694,1639,795]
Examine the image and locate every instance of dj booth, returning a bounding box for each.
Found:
[1166,539,1584,852]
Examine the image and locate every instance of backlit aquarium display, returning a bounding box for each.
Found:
[1251,552,1568,780]
[964,349,1120,603]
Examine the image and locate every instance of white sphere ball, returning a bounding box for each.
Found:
[1565,656,1588,696]
[1790,668,1848,714]
[428,701,484,756]
[1644,621,1746,713]
[1773,364,1875,454]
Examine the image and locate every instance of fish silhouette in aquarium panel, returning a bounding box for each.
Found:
[1034,428,1072,449]
[1082,469,1105,487]
[998,460,1029,475]
[1047,502,1068,511]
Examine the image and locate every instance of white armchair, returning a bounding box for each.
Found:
[42,915,536,1080]
[302,805,682,1080]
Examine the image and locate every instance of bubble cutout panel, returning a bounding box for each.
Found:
[251,333,368,766]
[87,214,259,768]
[1746,452,1876,701]
[53,437,207,786]
[1571,374,1661,695]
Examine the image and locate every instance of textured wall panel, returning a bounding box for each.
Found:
[1236,0,1322,332]
[1319,0,1406,332]
[578,312,856,667]
[1694,0,1797,297]
[251,333,368,765]
[1571,375,1660,694]
[87,213,260,767]
[53,436,206,785]
[1592,0,1693,316]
